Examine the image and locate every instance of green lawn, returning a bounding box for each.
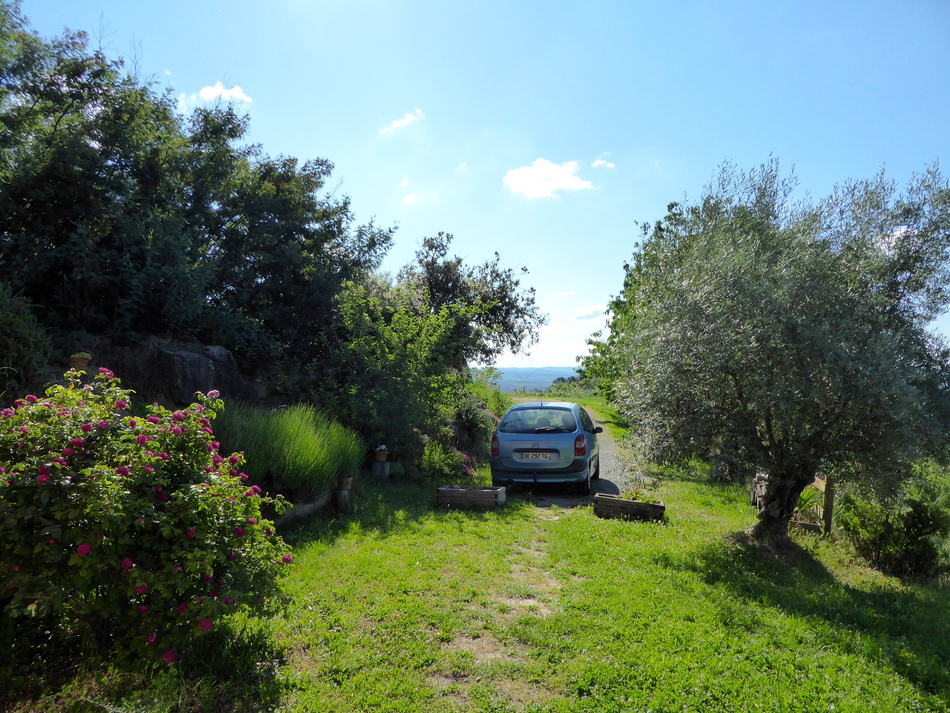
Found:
[10,474,950,712]
[263,478,949,712]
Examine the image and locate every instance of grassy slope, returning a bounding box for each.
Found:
[269,476,950,713]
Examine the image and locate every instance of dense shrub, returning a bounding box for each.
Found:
[0,370,292,674]
[0,282,52,401]
[212,402,364,500]
[420,439,475,481]
[838,491,950,578]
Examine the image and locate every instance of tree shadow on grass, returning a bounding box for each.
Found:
[0,620,290,713]
[279,477,538,548]
[654,531,950,707]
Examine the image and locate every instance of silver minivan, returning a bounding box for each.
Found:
[490,401,602,494]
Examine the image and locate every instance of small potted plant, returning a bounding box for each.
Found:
[374,445,389,463]
[69,352,92,370]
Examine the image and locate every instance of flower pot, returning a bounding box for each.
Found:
[593,493,665,522]
[69,358,90,370]
[374,450,389,463]
[337,476,354,491]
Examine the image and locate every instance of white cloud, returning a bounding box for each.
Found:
[380,108,424,135]
[199,82,252,103]
[177,82,252,112]
[573,305,606,321]
[401,179,410,187]
[401,191,437,206]
[504,159,591,198]
[593,159,616,169]
[402,193,419,206]
[164,68,172,76]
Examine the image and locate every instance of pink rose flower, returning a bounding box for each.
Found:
[136,584,147,594]
[207,390,220,398]
[71,437,84,446]
[199,618,212,632]
[136,434,149,445]
[147,634,157,644]
[121,557,134,569]
[139,605,148,613]
[97,420,110,430]
[62,447,74,456]
[187,528,197,539]
[223,596,235,606]
[116,466,129,477]
[172,412,186,421]
[36,473,50,484]
[177,602,188,613]
[25,394,37,403]
[163,650,176,662]
[282,554,293,564]
[233,527,245,537]
[115,400,128,409]
[77,544,92,556]
[81,423,93,433]
[147,416,161,424]
[171,426,182,436]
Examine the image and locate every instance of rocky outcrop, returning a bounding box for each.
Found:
[54,334,261,406]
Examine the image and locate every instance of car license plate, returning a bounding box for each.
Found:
[522,452,549,461]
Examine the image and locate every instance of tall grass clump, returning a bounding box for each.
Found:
[214,403,364,500]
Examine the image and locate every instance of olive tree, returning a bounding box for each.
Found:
[613,160,950,538]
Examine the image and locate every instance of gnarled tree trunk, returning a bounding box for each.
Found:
[750,469,814,539]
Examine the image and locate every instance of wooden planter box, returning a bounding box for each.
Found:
[436,486,506,509]
[593,493,665,522]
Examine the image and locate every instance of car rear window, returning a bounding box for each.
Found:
[499,408,577,434]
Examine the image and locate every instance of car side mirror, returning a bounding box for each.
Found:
[593,426,603,434]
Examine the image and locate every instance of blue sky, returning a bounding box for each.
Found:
[24,0,950,367]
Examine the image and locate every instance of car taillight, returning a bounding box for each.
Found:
[491,434,499,456]
[574,435,586,456]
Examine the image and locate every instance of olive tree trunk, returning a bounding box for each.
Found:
[750,471,813,539]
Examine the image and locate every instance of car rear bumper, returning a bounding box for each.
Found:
[490,457,590,484]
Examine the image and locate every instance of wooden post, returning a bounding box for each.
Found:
[821,475,834,536]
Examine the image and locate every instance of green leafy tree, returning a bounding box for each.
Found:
[0,3,393,383]
[335,237,545,466]
[0,6,202,337]
[607,160,950,538]
[398,232,546,365]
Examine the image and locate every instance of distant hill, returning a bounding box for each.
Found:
[494,366,580,393]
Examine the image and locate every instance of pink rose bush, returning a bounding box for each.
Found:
[0,370,292,663]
